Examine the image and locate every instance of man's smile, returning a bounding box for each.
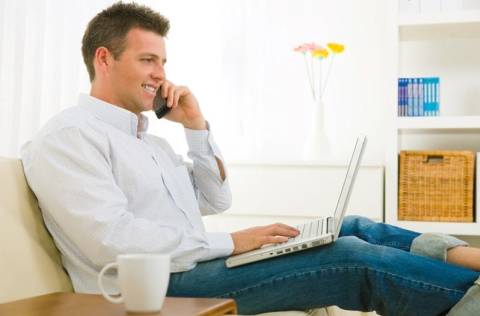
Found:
[141,83,157,96]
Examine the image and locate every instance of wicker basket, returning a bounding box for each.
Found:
[398,150,475,222]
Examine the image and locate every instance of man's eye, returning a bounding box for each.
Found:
[141,58,153,63]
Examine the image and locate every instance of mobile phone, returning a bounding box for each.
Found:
[153,88,170,119]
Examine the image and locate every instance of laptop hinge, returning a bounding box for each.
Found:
[326,217,335,234]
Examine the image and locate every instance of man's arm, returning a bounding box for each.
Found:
[176,112,225,181]
[156,80,301,254]
[159,81,231,214]
[22,127,233,267]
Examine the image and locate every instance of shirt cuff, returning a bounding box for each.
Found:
[206,232,234,257]
[184,128,211,154]
[184,121,223,158]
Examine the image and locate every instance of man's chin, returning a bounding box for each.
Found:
[141,101,154,112]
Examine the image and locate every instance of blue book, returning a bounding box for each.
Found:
[407,78,413,116]
[404,78,407,116]
[398,78,402,116]
[424,78,432,116]
[413,78,419,116]
[400,78,406,116]
[418,78,424,116]
[434,77,440,116]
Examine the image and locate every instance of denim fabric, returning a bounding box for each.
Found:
[167,216,479,315]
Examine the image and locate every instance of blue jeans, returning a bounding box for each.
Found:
[167,216,479,315]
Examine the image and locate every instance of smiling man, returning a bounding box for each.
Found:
[21,1,237,293]
[20,0,296,298]
[85,9,207,131]
[20,2,480,316]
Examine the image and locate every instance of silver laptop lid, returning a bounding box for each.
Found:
[332,135,367,240]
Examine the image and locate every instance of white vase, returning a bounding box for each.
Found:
[303,98,331,161]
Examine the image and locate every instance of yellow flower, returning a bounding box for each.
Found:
[327,42,345,54]
[311,47,329,59]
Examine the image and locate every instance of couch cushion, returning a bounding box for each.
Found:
[0,158,72,303]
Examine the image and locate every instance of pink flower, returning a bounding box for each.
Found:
[293,42,318,53]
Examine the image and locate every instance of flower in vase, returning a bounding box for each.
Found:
[311,47,329,59]
[294,41,345,102]
[293,42,317,53]
[326,42,345,53]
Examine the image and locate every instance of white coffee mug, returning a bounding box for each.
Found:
[97,253,170,313]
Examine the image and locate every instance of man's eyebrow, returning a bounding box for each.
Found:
[140,53,167,64]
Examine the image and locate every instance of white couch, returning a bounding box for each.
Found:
[0,157,73,303]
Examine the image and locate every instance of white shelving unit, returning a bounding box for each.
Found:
[385,7,480,235]
[397,116,480,129]
[399,10,480,22]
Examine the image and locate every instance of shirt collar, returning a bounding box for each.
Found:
[78,93,149,139]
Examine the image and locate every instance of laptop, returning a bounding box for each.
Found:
[225,135,367,268]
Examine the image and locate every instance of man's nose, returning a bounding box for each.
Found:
[152,64,165,82]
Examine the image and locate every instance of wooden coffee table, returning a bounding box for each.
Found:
[0,292,237,316]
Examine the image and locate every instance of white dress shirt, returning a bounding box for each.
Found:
[21,94,234,293]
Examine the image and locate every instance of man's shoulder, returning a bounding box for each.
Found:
[37,105,96,138]
[21,106,106,158]
[21,106,107,162]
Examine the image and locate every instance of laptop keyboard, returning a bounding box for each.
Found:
[286,218,324,244]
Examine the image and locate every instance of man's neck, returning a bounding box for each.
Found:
[90,86,145,138]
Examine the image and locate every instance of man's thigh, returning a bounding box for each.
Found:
[168,237,375,313]
[168,237,368,296]
[167,236,476,314]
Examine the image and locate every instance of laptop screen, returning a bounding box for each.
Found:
[332,135,366,239]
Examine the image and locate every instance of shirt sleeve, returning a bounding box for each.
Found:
[183,124,232,216]
[21,127,233,269]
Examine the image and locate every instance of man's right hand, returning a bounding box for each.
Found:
[230,223,300,255]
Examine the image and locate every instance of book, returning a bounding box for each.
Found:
[398,77,440,117]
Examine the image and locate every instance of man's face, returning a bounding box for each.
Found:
[108,28,167,115]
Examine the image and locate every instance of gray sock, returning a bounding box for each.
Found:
[447,277,480,316]
[410,232,468,261]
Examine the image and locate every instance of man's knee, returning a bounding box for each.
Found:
[341,215,373,236]
[329,236,373,260]
[343,215,364,225]
[335,235,390,262]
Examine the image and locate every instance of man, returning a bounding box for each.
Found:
[21,2,480,315]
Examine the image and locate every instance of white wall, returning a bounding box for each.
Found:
[203,163,384,233]
[148,0,398,165]
[0,0,397,167]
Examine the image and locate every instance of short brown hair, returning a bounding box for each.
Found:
[81,2,170,82]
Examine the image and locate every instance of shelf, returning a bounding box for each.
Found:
[396,116,480,130]
[386,5,480,236]
[388,220,480,236]
[399,11,480,26]
[399,11,480,40]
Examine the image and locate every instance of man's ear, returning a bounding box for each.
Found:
[93,46,113,77]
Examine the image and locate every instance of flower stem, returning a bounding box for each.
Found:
[310,54,316,100]
[317,59,322,102]
[322,54,335,97]
[303,53,315,100]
